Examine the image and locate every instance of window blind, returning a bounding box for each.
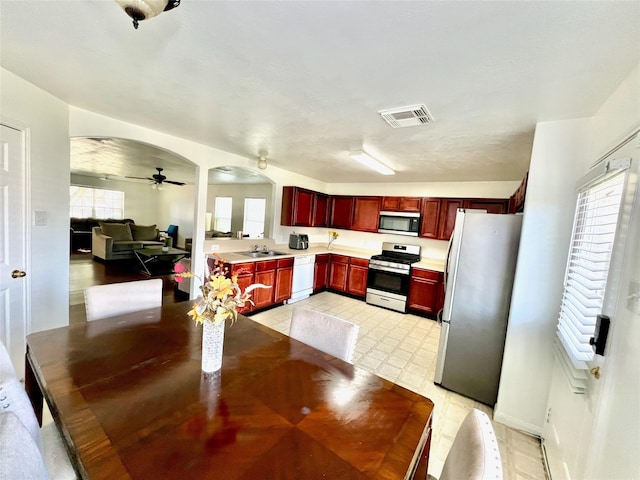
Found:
[557,161,629,370]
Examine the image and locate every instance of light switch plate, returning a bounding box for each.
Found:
[33,210,47,226]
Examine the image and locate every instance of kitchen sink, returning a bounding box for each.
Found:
[240,250,287,258]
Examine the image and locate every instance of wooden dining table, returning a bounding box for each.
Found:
[25,301,434,479]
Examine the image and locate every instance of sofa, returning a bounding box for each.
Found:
[70,217,134,252]
[92,221,164,261]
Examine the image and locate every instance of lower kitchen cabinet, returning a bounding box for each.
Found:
[228,262,257,314]
[314,254,330,292]
[329,254,369,298]
[408,268,443,317]
[274,257,294,303]
[254,260,277,309]
[328,254,349,291]
[346,257,369,297]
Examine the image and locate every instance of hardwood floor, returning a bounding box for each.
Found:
[69,252,184,324]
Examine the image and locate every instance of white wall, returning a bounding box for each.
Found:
[1,68,70,332]
[496,65,640,440]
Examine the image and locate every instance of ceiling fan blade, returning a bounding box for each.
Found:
[125,176,154,181]
[165,180,186,186]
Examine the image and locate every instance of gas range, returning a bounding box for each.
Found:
[366,242,421,313]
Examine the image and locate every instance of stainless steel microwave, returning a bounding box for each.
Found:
[378,211,420,236]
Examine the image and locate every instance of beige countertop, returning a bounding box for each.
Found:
[208,243,445,272]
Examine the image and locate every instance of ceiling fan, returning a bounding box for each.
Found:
[126,167,186,187]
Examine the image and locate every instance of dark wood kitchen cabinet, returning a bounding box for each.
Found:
[438,199,464,240]
[329,196,354,230]
[381,196,422,213]
[464,198,508,214]
[346,257,369,297]
[408,268,443,317]
[314,253,330,292]
[312,192,329,226]
[274,257,294,303]
[328,254,349,292]
[227,262,256,313]
[281,187,330,227]
[254,260,277,309]
[351,196,382,232]
[419,198,441,239]
[281,186,314,226]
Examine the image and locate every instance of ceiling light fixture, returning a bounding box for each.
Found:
[115,0,180,29]
[349,150,395,175]
[257,155,268,170]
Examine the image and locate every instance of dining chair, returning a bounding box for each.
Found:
[288,307,359,363]
[429,408,503,480]
[0,340,77,480]
[84,279,163,321]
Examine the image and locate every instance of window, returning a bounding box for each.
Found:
[556,158,630,369]
[214,197,232,232]
[243,198,266,238]
[70,186,124,218]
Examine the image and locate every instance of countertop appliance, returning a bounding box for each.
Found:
[434,209,522,405]
[289,233,309,250]
[288,253,316,303]
[366,242,421,313]
[378,211,420,237]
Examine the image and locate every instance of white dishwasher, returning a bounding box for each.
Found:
[288,254,316,303]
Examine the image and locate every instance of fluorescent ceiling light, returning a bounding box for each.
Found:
[349,151,395,175]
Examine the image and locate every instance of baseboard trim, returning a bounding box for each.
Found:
[493,409,543,437]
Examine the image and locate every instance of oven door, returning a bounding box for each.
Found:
[367,267,410,296]
[366,266,411,312]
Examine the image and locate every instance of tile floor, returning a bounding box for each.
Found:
[251,291,548,480]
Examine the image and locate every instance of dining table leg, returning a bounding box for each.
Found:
[24,348,44,426]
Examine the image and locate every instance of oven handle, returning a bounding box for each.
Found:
[368,264,411,275]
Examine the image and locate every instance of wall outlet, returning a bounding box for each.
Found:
[210,244,219,252]
[628,280,640,315]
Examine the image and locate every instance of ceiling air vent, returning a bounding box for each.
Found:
[378,104,434,128]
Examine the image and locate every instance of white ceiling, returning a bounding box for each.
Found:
[1,1,639,184]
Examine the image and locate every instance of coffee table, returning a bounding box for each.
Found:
[134,247,189,275]
[25,302,434,479]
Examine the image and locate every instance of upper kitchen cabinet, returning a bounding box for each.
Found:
[419,198,441,239]
[464,198,509,214]
[509,172,528,213]
[351,196,382,232]
[438,199,465,240]
[329,196,355,229]
[281,186,314,226]
[312,192,329,226]
[381,196,422,213]
[281,186,329,227]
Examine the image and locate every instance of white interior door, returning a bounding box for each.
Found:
[0,123,28,379]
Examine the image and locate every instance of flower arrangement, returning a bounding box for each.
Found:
[174,254,270,326]
[328,230,339,248]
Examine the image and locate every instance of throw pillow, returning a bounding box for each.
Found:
[0,412,50,479]
[98,222,133,242]
[131,224,157,241]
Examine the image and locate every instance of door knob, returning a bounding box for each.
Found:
[11,270,26,278]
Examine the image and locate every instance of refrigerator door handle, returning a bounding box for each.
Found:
[434,319,450,384]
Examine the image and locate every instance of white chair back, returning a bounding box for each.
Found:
[84,279,163,321]
[289,307,359,363]
[439,408,503,480]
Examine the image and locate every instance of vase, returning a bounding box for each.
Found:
[201,320,225,373]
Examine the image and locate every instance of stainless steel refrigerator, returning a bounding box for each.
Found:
[434,209,522,405]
